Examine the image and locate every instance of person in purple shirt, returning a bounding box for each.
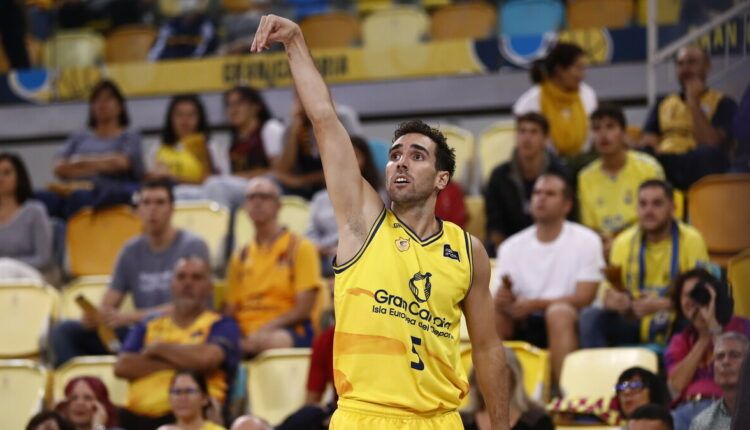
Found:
[665,268,750,430]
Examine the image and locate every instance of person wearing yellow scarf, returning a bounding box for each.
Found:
[540,80,588,156]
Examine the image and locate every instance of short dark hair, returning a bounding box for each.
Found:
[87,79,129,128]
[26,411,75,430]
[538,171,573,201]
[139,178,175,203]
[591,103,627,130]
[639,179,674,202]
[392,120,456,179]
[629,404,674,429]
[516,112,549,135]
[615,367,671,417]
[170,370,211,418]
[0,152,33,204]
[161,94,210,146]
[530,42,586,84]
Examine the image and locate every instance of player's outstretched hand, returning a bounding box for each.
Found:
[250,14,301,53]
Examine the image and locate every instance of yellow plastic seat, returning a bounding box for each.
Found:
[438,124,476,190]
[0,284,59,357]
[478,121,516,185]
[67,206,142,277]
[464,195,486,243]
[637,0,681,25]
[729,249,750,319]
[105,25,156,63]
[44,30,104,69]
[222,0,253,13]
[0,359,49,430]
[362,6,429,48]
[567,0,634,29]
[560,347,658,400]
[431,2,497,41]
[52,355,128,406]
[172,201,230,269]
[357,0,393,14]
[688,174,750,267]
[60,276,135,320]
[233,196,310,251]
[300,12,361,49]
[246,348,311,425]
[159,0,209,17]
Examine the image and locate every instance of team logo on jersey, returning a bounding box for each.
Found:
[409,272,432,303]
[443,244,460,261]
[395,237,411,252]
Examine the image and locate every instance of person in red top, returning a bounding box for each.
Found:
[435,181,467,228]
[665,269,750,430]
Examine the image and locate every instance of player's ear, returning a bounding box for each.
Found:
[435,171,449,191]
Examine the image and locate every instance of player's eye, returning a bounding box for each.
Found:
[413,153,424,160]
[390,152,401,161]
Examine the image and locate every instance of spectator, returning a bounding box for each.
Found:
[307,136,383,277]
[148,94,214,200]
[51,180,210,367]
[513,43,598,160]
[666,269,750,430]
[435,181,467,228]
[730,83,750,172]
[640,46,738,189]
[461,348,554,430]
[0,153,53,280]
[55,376,120,430]
[202,86,284,210]
[41,80,144,220]
[579,179,709,348]
[114,256,240,430]
[731,351,750,430]
[149,4,217,60]
[690,332,749,430]
[226,177,322,356]
[614,367,671,421]
[157,370,226,430]
[578,104,664,241]
[484,113,568,250]
[494,172,603,389]
[627,405,674,430]
[26,411,75,430]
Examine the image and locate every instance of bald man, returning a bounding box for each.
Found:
[225,177,324,356]
[640,45,738,189]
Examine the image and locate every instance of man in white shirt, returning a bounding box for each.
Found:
[494,172,604,389]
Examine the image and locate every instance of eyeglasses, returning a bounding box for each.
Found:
[170,387,201,396]
[245,192,277,201]
[615,380,646,394]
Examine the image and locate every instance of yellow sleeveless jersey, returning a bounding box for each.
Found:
[332,208,473,417]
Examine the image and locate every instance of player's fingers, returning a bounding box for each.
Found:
[262,16,277,50]
[256,15,271,51]
[251,15,265,52]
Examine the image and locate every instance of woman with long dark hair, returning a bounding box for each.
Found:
[55,376,120,430]
[157,370,225,430]
[513,42,597,159]
[0,152,52,280]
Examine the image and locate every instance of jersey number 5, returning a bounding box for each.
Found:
[410,336,425,371]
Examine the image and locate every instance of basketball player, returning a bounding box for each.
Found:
[251,15,509,430]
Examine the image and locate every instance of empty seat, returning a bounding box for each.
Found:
[172,201,230,269]
[246,348,311,425]
[637,0,681,25]
[66,206,142,277]
[0,359,49,430]
[159,0,209,17]
[105,25,156,63]
[44,30,105,69]
[438,124,476,190]
[358,0,394,14]
[464,195,486,243]
[52,355,128,406]
[478,121,516,184]
[300,12,361,49]
[560,347,658,400]
[500,0,564,36]
[363,6,429,48]
[688,174,750,266]
[729,249,750,319]
[60,276,110,320]
[567,0,634,30]
[222,0,253,13]
[234,196,310,251]
[431,2,497,41]
[0,284,59,357]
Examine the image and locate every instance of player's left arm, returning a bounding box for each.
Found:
[462,235,510,430]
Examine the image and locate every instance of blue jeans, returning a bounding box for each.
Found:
[672,399,714,430]
[51,320,129,367]
[578,307,640,348]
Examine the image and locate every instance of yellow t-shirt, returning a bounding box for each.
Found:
[578,151,664,235]
[332,209,472,417]
[657,90,724,154]
[201,422,227,430]
[227,231,322,336]
[126,311,229,417]
[155,134,210,183]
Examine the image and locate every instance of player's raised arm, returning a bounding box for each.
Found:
[251,15,383,259]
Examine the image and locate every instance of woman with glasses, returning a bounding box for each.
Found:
[614,367,670,422]
[158,370,226,430]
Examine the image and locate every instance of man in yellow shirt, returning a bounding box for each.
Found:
[579,179,709,348]
[115,257,240,429]
[578,104,664,246]
[226,176,322,357]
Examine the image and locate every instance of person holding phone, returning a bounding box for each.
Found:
[665,269,750,430]
[55,376,120,430]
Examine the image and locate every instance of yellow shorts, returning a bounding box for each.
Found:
[329,407,463,430]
